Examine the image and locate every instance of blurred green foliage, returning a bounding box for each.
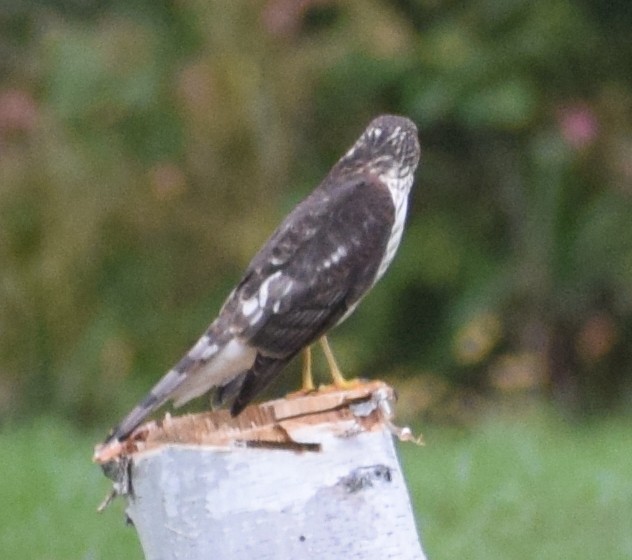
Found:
[1,0,631,427]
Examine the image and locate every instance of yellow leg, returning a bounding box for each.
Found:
[301,346,315,392]
[319,336,351,388]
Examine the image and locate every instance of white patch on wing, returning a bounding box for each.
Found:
[241,297,259,317]
[271,279,294,313]
[331,245,348,264]
[249,308,264,325]
[258,270,283,308]
[280,280,294,297]
[172,338,256,407]
[321,245,348,271]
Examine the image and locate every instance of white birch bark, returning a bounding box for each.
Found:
[98,382,427,560]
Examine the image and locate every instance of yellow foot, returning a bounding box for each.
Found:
[287,347,317,399]
[287,338,365,400]
[301,345,316,392]
[319,336,361,390]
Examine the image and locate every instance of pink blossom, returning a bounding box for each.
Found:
[557,103,599,150]
[0,89,38,135]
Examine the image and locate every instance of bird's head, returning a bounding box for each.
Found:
[332,115,421,185]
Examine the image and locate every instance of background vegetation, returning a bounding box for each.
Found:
[2,0,632,425]
[1,1,632,556]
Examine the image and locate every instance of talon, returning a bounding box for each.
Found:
[319,336,360,389]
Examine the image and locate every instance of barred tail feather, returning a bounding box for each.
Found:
[170,337,257,407]
[105,369,185,444]
[103,335,257,448]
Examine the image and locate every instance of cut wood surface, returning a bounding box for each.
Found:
[96,381,427,560]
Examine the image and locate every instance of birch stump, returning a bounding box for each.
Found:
[95,381,426,560]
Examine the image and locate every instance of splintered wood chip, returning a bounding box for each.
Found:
[93,380,402,463]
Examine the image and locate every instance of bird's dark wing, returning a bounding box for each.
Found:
[240,173,395,353]
[220,174,396,413]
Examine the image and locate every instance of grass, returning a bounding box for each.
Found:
[401,409,632,559]
[0,419,142,560]
[1,409,630,559]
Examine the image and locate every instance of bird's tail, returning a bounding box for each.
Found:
[100,325,235,449]
[94,328,249,463]
[104,367,186,445]
[93,365,187,463]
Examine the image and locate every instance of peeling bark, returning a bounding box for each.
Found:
[96,381,427,560]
